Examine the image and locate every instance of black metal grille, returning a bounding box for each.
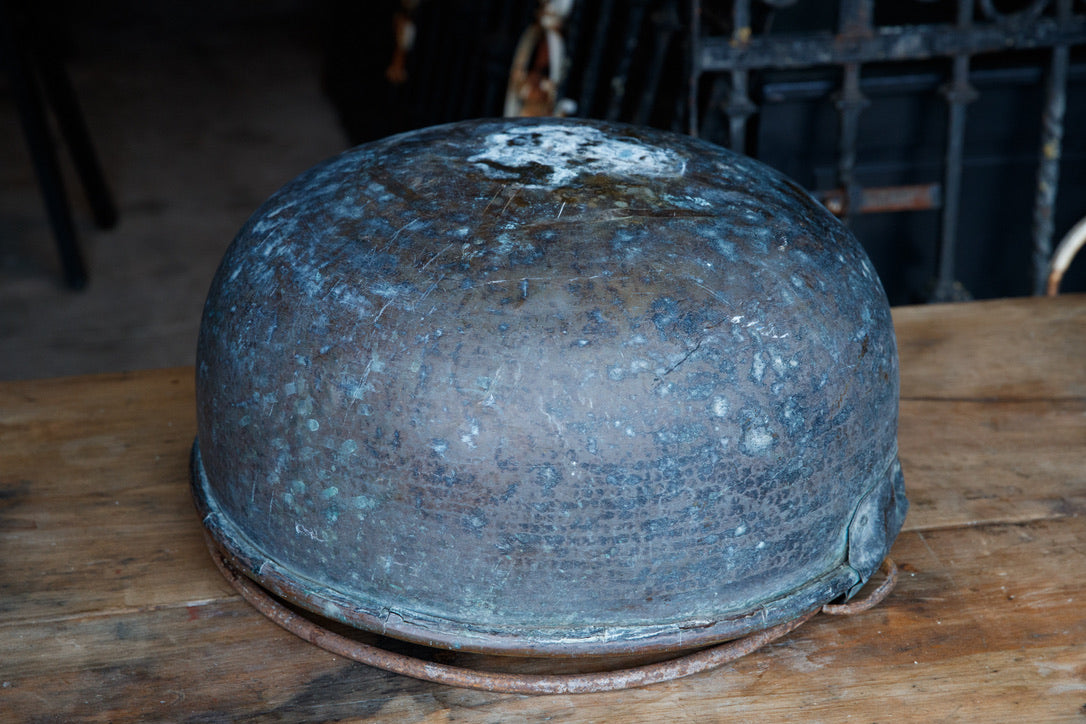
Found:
[322,0,1086,302]
[685,0,1086,300]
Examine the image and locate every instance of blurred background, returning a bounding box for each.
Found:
[1,0,1084,379]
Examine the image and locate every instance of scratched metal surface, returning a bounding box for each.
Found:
[192,118,907,656]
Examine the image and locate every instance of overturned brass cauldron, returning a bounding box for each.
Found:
[192,118,906,692]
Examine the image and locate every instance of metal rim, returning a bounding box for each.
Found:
[204,531,898,694]
[191,440,884,657]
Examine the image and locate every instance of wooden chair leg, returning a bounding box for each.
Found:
[1,1,118,289]
[0,6,88,289]
[33,25,118,231]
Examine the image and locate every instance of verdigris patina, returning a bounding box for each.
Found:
[192,118,907,657]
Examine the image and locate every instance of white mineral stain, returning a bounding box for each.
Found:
[347,381,373,400]
[295,522,326,543]
[711,396,729,418]
[461,420,480,449]
[751,352,766,382]
[743,426,774,454]
[673,194,711,208]
[467,124,687,187]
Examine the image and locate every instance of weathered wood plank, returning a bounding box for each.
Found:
[2,391,1081,626]
[2,296,1084,721]
[1,308,1083,625]
[899,398,1086,531]
[892,294,1086,400]
[2,518,1083,721]
[0,370,224,622]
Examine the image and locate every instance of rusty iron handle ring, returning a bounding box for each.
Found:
[206,534,896,695]
[823,557,899,616]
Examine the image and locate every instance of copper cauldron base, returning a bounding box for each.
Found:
[202,529,896,694]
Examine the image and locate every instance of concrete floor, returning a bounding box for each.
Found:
[0,13,348,380]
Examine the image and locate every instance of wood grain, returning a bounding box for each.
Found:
[899,398,1086,531]
[891,294,1086,530]
[2,521,1083,721]
[892,294,1086,400]
[2,296,1085,722]
[0,370,221,623]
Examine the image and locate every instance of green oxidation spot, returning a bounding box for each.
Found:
[188,118,909,645]
[334,439,358,466]
[352,495,378,511]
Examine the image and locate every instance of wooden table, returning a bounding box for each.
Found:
[2,295,1084,722]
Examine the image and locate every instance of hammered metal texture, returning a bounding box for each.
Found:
[192,118,907,656]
